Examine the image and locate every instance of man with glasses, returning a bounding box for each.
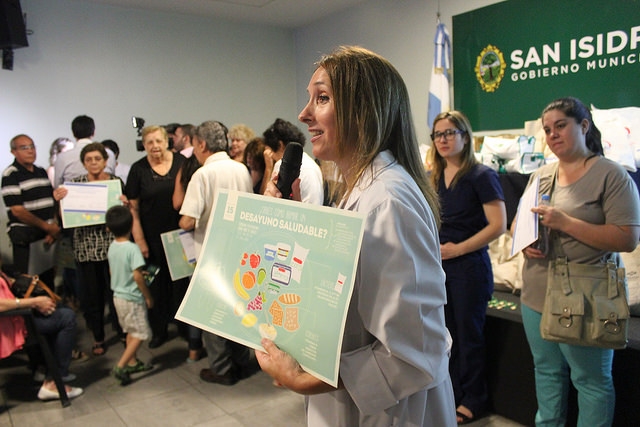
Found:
[1,134,60,285]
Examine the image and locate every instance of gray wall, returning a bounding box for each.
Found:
[294,0,503,146]
[0,0,297,167]
[0,0,500,262]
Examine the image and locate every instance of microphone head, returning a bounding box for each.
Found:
[281,141,303,166]
[276,142,303,198]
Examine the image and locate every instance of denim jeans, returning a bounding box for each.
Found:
[521,304,615,427]
[32,306,77,378]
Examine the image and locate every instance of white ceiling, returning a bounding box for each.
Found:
[82,0,371,29]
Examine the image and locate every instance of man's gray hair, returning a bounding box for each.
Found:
[195,121,228,153]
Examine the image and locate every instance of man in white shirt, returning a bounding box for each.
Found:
[53,115,116,187]
[179,121,252,256]
[178,120,255,386]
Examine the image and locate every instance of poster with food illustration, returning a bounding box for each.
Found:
[176,190,365,387]
[59,180,122,228]
[160,229,197,280]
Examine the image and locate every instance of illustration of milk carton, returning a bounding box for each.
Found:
[290,242,309,282]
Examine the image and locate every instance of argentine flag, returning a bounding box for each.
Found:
[427,22,451,130]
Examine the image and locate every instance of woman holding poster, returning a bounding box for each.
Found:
[258,46,456,426]
[54,142,125,356]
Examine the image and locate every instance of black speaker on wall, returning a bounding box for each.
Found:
[0,0,28,49]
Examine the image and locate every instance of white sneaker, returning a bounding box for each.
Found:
[37,385,83,401]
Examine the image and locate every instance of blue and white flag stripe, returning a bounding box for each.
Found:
[427,22,451,130]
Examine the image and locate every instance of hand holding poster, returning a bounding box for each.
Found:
[59,180,123,228]
[176,190,365,387]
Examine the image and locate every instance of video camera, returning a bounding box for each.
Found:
[132,117,176,151]
[132,116,145,151]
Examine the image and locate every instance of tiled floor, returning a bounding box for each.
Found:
[0,318,525,427]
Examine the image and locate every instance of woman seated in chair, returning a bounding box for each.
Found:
[0,262,83,401]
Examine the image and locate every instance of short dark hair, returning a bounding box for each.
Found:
[101,139,120,158]
[105,205,132,237]
[262,118,306,152]
[71,115,95,139]
[80,142,108,163]
[243,137,266,174]
[9,134,32,150]
[164,123,180,135]
[179,124,195,139]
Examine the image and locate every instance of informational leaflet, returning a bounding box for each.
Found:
[176,190,365,387]
[160,229,196,281]
[59,180,122,228]
[511,176,539,257]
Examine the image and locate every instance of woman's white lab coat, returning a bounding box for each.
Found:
[306,151,456,427]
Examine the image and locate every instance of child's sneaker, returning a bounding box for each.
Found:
[125,359,153,374]
[112,366,131,386]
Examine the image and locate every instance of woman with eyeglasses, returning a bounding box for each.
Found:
[125,126,185,348]
[53,142,126,357]
[428,111,506,424]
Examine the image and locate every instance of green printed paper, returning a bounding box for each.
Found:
[176,190,365,387]
[161,229,196,280]
[60,180,122,228]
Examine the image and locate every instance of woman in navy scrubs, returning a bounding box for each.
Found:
[429,111,506,424]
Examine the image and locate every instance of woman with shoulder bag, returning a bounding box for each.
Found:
[0,259,83,401]
[518,97,640,426]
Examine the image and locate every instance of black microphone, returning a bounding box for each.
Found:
[276,142,303,199]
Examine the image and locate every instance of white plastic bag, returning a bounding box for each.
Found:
[481,136,521,160]
[591,105,637,172]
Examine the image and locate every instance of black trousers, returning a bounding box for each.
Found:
[8,225,54,286]
[76,260,121,342]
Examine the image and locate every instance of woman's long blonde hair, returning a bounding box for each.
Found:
[318,46,440,227]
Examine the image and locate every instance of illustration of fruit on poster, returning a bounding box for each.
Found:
[176,190,365,387]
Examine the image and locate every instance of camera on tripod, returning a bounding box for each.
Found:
[132,116,145,151]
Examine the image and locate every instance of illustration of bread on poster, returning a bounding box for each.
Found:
[176,190,365,387]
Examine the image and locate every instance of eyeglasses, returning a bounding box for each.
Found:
[431,129,464,141]
[13,144,36,151]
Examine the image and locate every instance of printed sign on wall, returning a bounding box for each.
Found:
[453,0,640,131]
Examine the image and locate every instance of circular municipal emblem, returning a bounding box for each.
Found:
[475,45,506,92]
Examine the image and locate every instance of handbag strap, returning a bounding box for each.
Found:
[553,257,620,298]
[607,259,621,299]
[553,256,573,295]
[23,275,62,302]
[546,164,622,299]
[546,164,563,260]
